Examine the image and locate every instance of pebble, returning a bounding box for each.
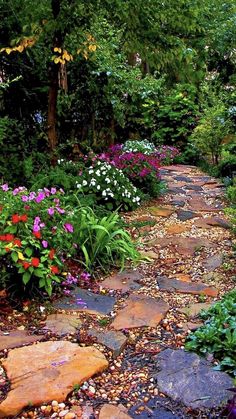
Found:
[58,403,66,409]
[59,409,69,417]
[88,385,96,394]
[52,400,59,407]
[64,413,76,419]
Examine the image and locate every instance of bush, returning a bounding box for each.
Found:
[123,139,157,155]
[185,290,236,376]
[218,155,236,178]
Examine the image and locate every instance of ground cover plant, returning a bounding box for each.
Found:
[185,290,236,376]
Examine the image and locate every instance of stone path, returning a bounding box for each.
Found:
[0,165,235,418]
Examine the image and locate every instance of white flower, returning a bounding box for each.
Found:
[82,180,88,186]
[88,170,94,175]
[97,185,100,190]
[114,180,117,186]
[76,183,82,189]
[96,170,100,176]
[105,178,110,183]
[102,190,107,196]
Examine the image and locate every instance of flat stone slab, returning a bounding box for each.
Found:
[111,294,169,330]
[188,198,223,212]
[166,225,189,234]
[203,254,223,271]
[0,330,44,351]
[174,176,192,183]
[0,341,108,418]
[99,404,131,419]
[155,349,233,409]
[53,287,116,316]
[161,165,194,173]
[88,329,127,358]
[154,237,215,256]
[176,210,199,221]
[148,206,175,217]
[43,313,82,336]
[157,276,218,297]
[101,270,142,293]
[194,217,230,229]
[170,199,185,207]
[178,303,213,318]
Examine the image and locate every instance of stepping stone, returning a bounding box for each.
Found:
[99,404,131,419]
[170,199,185,207]
[0,341,108,418]
[129,401,179,419]
[157,276,218,297]
[148,206,175,217]
[87,329,127,358]
[168,187,187,195]
[174,176,192,183]
[161,165,193,173]
[174,273,191,282]
[53,287,116,316]
[178,303,213,318]
[176,210,199,221]
[194,217,230,229]
[0,330,44,351]
[42,313,81,336]
[154,237,215,256]
[155,349,233,409]
[111,294,169,330]
[101,270,142,293]
[140,250,159,260]
[185,185,203,191]
[188,198,223,212]
[182,322,203,332]
[166,225,189,234]
[203,253,223,271]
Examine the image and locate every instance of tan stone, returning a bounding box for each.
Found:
[157,277,218,297]
[43,313,81,336]
[101,270,142,293]
[175,274,191,282]
[0,341,108,418]
[99,404,131,419]
[166,225,188,234]
[0,330,43,351]
[111,294,169,330]
[188,198,222,212]
[161,165,193,173]
[153,237,215,256]
[148,206,175,217]
[178,303,213,318]
[140,250,159,260]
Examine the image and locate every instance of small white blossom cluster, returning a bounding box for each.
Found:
[123,139,156,155]
[75,161,141,209]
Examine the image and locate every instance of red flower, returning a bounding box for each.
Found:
[51,265,59,274]
[49,249,55,260]
[5,234,14,242]
[24,205,30,210]
[31,257,40,267]
[20,214,28,222]
[0,235,6,241]
[5,247,11,252]
[12,214,20,224]
[13,238,22,247]
[33,231,41,239]
[23,261,31,269]
[0,206,3,211]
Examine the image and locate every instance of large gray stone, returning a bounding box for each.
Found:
[53,287,116,316]
[87,329,127,358]
[155,349,233,409]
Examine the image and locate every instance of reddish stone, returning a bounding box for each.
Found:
[101,270,142,293]
[99,404,131,419]
[157,276,218,297]
[111,294,169,330]
[166,225,189,234]
[188,198,223,212]
[0,330,44,351]
[148,206,175,217]
[154,237,215,256]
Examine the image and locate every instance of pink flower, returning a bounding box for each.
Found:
[1,184,9,191]
[51,187,57,195]
[48,207,55,216]
[35,192,45,203]
[42,240,48,248]
[21,195,29,202]
[56,207,65,214]
[63,223,74,233]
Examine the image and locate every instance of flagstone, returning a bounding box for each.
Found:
[42,313,82,336]
[178,303,213,318]
[157,276,218,297]
[153,236,215,256]
[101,270,142,293]
[194,217,230,229]
[87,329,127,358]
[53,287,116,316]
[203,254,224,271]
[166,225,189,234]
[148,206,175,217]
[176,210,199,221]
[0,341,108,418]
[111,294,169,330]
[0,330,44,351]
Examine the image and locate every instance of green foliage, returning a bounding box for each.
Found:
[185,290,236,376]
[217,155,236,178]
[73,207,140,272]
[123,139,156,155]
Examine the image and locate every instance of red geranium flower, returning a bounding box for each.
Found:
[51,265,59,274]
[5,234,14,242]
[0,235,6,241]
[5,247,11,252]
[13,238,22,247]
[12,214,20,224]
[31,257,40,267]
[49,249,55,260]
[0,206,3,211]
[23,261,31,269]
[24,205,30,210]
[20,214,28,222]
[33,231,41,239]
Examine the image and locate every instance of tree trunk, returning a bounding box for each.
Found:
[47,62,59,154]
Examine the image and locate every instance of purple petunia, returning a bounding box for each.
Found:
[63,223,74,233]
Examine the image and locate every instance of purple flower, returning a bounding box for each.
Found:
[33,225,40,233]
[56,207,65,214]
[63,223,74,233]
[42,240,48,248]
[34,216,41,225]
[21,195,29,202]
[48,207,55,216]
[51,187,57,195]
[1,184,9,192]
[35,192,45,203]
[80,272,91,281]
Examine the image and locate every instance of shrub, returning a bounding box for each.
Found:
[218,155,236,178]
[75,160,142,210]
[185,290,236,376]
[123,139,156,155]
